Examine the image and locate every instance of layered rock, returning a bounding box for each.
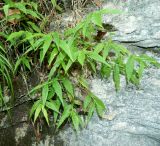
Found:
[103,0,160,48]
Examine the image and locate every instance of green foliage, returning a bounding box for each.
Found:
[83,94,105,123]
[21,8,159,130]
[0,42,13,106]
[2,1,42,20]
[0,0,159,132]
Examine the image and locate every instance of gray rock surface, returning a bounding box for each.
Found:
[57,51,160,146]
[102,0,160,48]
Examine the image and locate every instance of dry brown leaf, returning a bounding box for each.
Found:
[93,0,102,7]
[0,12,3,19]
[8,9,21,25]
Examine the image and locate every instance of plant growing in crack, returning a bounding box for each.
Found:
[0,0,160,134]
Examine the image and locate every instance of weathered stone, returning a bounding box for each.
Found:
[56,51,160,146]
[102,0,160,48]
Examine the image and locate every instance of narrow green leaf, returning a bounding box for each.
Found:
[94,43,104,53]
[29,2,38,11]
[71,111,80,131]
[57,105,72,128]
[0,85,3,106]
[27,21,41,32]
[78,77,89,89]
[29,81,50,95]
[30,100,41,118]
[22,57,31,70]
[52,78,63,106]
[130,73,140,86]
[52,32,60,48]
[48,61,60,78]
[47,88,55,100]
[62,78,74,96]
[93,95,105,117]
[126,55,134,81]
[113,64,120,91]
[29,36,44,50]
[34,104,42,122]
[7,31,25,42]
[83,95,92,111]
[0,53,13,70]
[40,47,43,60]
[60,40,74,61]
[63,59,73,73]
[100,64,111,79]
[87,103,95,123]
[103,42,110,59]
[3,4,9,17]
[140,54,160,67]
[88,52,110,67]
[26,9,41,19]
[138,62,145,79]
[0,66,13,95]
[40,34,52,63]
[14,3,27,13]
[21,32,37,45]
[42,107,49,125]
[91,12,102,27]
[51,0,56,7]
[54,99,61,123]
[46,101,59,113]
[0,43,6,53]
[48,48,58,66]
[82,20,89,37]
[14,58,22,74]
[42,84,49,105]
[50,0,62,11]
[88,60,96,73]
[48,53,65,79]
[78,51,85,66]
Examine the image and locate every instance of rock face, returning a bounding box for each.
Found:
[103,0,160,48]
[57,51,160,146]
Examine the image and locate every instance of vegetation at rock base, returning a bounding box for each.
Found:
[0,0,159,133]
